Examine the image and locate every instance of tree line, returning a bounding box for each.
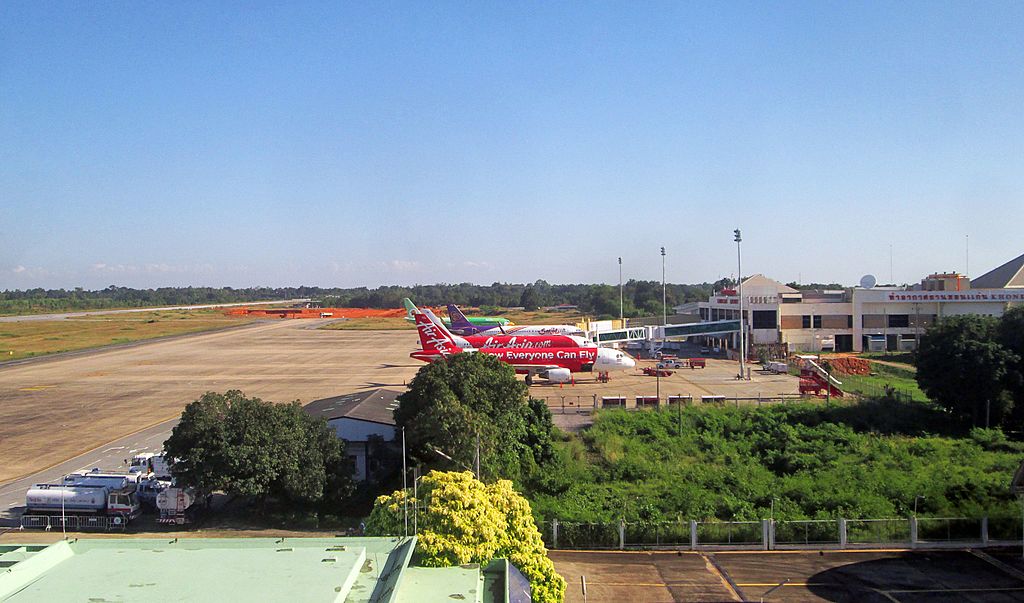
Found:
[1,279,736,318]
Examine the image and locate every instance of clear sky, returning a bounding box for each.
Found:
[2,2,1022,290]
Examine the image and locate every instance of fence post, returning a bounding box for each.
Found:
[762,519,771,550]
[619,519,625,550]
[909,516,918,547]
[838,518,847,549]
[981,516,989,546]
[690,520,698,549]
[552,519,559,550]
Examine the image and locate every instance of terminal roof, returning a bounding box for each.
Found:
[303,388,402,425]
[0,537,512,602]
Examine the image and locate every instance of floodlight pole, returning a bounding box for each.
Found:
[661,247,667,329]
[734,230,745,380]
[618,257,623,322]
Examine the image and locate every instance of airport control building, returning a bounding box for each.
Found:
[698,252,1024,353]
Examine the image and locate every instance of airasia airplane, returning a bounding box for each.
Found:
[447,304,585,337]
[411,311,635,384]
[420,309,595,350]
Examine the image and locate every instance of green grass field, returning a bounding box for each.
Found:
[0,310,253,361]
[527,402,1022,526]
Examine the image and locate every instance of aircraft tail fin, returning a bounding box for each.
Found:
[413,311,461,358]
[447,304,477,332]
[402,298,419,321]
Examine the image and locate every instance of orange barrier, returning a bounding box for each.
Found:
[225,307,408,319]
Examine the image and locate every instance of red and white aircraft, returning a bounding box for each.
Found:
[447,304,586,337]
[420,309,594,350]
[410,311,635,384]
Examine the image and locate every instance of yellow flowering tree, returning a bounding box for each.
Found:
[366,471,566,603]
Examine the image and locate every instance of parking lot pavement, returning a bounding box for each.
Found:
[717,549,1024,602]
[549,551,741,602]
[549,549,1024,602]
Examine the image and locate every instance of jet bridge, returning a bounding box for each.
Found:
[651,319,741,340]
[589,319,741,346]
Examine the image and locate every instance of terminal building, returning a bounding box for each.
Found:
[698,252,1024,354]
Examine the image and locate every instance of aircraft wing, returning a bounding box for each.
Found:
[510,364,563,374]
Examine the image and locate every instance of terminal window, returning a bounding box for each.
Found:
[888,314,910,328]
[813,315,822,328]
[802,315,811,328]
[752,310,776,329]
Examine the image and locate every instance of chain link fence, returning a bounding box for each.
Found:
[548,515,1021,551]
[773,519,841,546]
[538,393,811,414]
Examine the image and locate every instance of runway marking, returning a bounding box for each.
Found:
[103,446,126,452]
[19,385,56,391]
[701,553,743,602]
[738,583,818,587]
[969,548,1024,582]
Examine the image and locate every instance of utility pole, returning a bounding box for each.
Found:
[475,431,481,480]
[402,427,408,537]
[734,230,745,380]
[618,257,623,322]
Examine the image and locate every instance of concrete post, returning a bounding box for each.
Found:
[910,516,918,547]
[762,519,772,550]
[982,516,989,546]
[619,519,625,550]
[838,518,847,549]
[690,520,698,549]
[552,519,559,550]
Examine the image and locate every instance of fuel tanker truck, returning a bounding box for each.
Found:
[25,472,141,525]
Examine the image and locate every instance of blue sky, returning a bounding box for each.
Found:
[2,2,1022,290]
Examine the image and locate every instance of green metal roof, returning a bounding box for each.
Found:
[0,537,509,603]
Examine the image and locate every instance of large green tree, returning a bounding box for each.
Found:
[394,353,553,482]
[997,306,1024,424]
[164,390,353,506]
[916,315,1017,427]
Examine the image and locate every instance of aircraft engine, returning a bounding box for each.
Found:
[544,368,572,383]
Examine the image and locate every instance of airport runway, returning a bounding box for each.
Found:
[0,320,424,483]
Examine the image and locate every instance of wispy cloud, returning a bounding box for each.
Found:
[89,262,214,275]
[380,260,420,272]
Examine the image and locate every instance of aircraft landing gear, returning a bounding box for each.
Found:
[525,374,534,386]
[597,371,610,383]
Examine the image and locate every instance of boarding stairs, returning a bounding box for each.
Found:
[797,356,844,398]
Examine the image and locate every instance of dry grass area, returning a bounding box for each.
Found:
[319,316,416,330]
[0,310,254,361]
[318,309,589,332]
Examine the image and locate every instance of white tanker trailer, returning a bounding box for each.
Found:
[156,487,195,524]
[25,483,141,522]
